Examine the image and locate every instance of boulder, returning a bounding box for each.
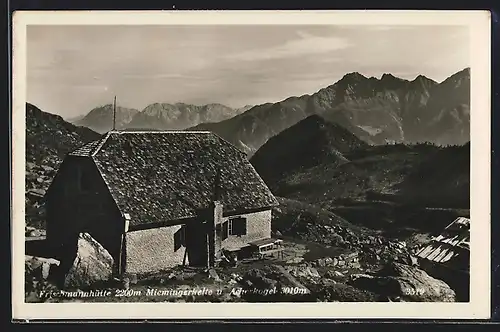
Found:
[287,266,321,279]
[320,278,337,286]
[410,255,419,266]
[25,226,45,238]
[25,255,60,281]
[330,233,345,247]
[316,257,333,267]
[122,273,138,285]
[208,268,221,281]
[348,262,456,302]
[286,256,304,264]
[63,233,114,289]
[243,268,278,289]
[27,189,46,200]
[41,165,55,173]
[345,251,359,260]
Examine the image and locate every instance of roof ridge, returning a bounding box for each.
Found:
[68,139,101,157]
[104,130,247,156]
[92,132,112,157]
[208,132,247,156]
[107,130,213,134]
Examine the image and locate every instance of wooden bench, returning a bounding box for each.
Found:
[248,238,284,260]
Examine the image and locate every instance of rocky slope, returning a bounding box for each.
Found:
[403,68,470,145]
[26,103,101,165]
[26,103,101,228]
[76,104,139,133]
[192,68,469,155]
[191,97,314,155]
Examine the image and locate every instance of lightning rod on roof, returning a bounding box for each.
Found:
[112,95,117,131]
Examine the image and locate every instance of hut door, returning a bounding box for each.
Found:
[185,221,208,267]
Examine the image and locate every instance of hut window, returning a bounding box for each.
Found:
[221,221,229,240]
[229,217,247,236]
[174,226,185,251]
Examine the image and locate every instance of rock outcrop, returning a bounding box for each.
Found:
[25,255,61,302]
[25,255,60,281]
[63,233,114,289]
[348,262,456,302]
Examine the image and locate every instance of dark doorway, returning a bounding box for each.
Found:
[185,220,209,267]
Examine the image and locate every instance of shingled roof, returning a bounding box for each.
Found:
[416,217,470,271]
[68,131,278,226]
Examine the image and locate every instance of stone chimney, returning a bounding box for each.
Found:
[206,169,224,267]
[209,200,223,266]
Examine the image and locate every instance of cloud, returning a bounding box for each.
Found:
[120,73,207,80]
[224,30,352,62]
[27,25,469,117]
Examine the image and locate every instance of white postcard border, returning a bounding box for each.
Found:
[12,10,492,320]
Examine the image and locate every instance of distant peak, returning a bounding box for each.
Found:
[454,67,471,78]
[381,73,396,79]
[411,74,436,84]
[145,102,173,108]
[342,72,367,80]
[97,104,113,108]
[304,114,326,123]
[91,104,136,112]
[441,67,471,84]
[301,114,347,131]
[380,73,406,82]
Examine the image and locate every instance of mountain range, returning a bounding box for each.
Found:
[76,104,139,133]
[74,103,253,134]
[25,101,469,234]
[192,68,470,155]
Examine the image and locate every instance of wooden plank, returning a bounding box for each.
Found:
[259,248,284,255]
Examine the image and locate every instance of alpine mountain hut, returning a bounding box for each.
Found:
[44,131,279,278]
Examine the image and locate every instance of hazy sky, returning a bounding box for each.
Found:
[27,25,469,119]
